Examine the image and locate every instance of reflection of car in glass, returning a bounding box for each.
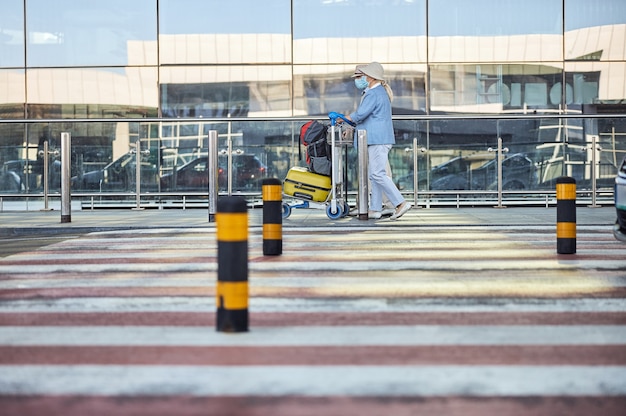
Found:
[160,154,267,191]
[3,160,34,191]
[0,164,22,192]
[613,156,626,242]
[160,157,210,191]
[396,155,481,191]
[71,152,157,191]
[397,153,537,191]
[469,153,538,191]
[3,159,63,191]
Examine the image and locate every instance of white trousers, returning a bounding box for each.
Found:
[368,144,404,211]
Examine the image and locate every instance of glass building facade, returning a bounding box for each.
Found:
[1,0,625,205]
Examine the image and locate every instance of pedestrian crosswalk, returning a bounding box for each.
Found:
[0,225,625,415]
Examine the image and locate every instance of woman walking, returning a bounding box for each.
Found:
[345,62,411,220]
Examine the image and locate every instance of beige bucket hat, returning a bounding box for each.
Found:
[356,62,385,81]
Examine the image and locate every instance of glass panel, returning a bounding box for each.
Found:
[566,2,626,64]
[293,0,426,64]
[0,122,26,193]
[159,0,291,65]
[26,0,157,67]
[0,0,24,68]
[429,0,562,62]
[391,117,626,197]
[393,119,546,195]
[429,64,563,113]
[140,119,293,194]
[394,117,626,195]
[26,67,158,118]
[0,69,25,118]
[293,64,426,117]
[421,120,499,192]
[160,66,292,118]
[22,121,154,193]
[598,118,626,185]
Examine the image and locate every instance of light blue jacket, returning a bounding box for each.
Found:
[348,84,395,145]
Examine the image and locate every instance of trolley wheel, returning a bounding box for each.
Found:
[326,204,343,220]
[282,203,292,219]
[342,201,350,217]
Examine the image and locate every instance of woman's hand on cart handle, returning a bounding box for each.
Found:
[328,112,356,127]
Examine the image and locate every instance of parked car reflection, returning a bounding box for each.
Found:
[467,153,537,191]
[0,165,22,192]
[160,154,267,192]
[397,153,537,191]
[613,156,626,242]
[71,151,158,191]
[3,159,65,192]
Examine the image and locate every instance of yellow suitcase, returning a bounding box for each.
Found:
[283,166,331,202]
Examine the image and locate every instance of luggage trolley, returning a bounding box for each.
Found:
[282,112,355,219]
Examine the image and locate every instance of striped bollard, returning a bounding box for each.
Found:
[556,176,576,254]
[262,178,283,256]
[216,196,249,332]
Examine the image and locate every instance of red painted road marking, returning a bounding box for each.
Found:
[1,345,625,365]
[1,312,625,326]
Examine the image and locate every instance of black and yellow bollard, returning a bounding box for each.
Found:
[216,196,249,332]
[262,178,283,256]
[556,176,576,254]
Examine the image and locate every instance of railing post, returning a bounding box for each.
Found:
[60,132,71,223]
[132,139,146,211]
[357,129,368,220]
[208,130,219,222]
[409,138,427,208]
[412,137,419,207]
[39,141,54,212]
[489,137,508,208]
[588,134,599,208]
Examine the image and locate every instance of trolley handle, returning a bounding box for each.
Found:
[328,112,356,127]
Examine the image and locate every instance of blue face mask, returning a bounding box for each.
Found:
[354,76,368,90]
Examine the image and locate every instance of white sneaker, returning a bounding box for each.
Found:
[368,210,382,219]
[390,201,411,220]
[381,207,395,216]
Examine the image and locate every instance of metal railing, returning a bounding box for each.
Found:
[0,113,624,211]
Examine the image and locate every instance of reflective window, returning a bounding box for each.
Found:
[26,68,158,118]
[160,66,292,118]
[565,62,626,105]
[429,64,564,113]
[0,122,25,188]
[429,0,562,62]
[293,0,426,64]
[0,0,24,68]
[565,0,626,31]
[0,69,25,118]
[159,0,291,64]
[26,0,157,67]
[294,64,426,116]
[138,119,283,193]
[429,0,561,37]
[393,117,618,193]
[565,0,626,61]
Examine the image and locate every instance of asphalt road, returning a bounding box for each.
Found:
[0,232,82,258]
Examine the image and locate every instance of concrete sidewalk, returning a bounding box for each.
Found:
[0,204,617,234]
